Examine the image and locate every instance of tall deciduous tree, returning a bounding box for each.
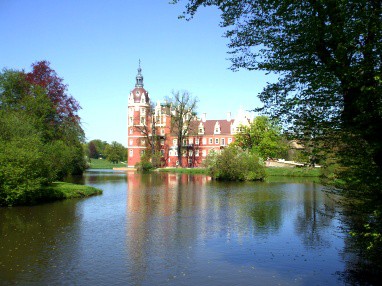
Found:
[167,90,198,167]
[0,62,86,206]
[174,0,382,276]
[174,0,382,168]
[234,116,288,159]
[87,139,108,159]
[132,103,162,159]
[26,61,81,125]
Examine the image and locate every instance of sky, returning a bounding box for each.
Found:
[0,0,275,146]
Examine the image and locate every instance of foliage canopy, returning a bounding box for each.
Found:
[203,146,265,181]
[166,90,198,166]
[234,116,288,159]
[174,0,382,277]
[0,62,86,206]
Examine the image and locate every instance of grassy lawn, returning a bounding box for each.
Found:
[89,159,126,169]
[157,168,208,175]
[41,182,102,201]
[265,167,321,177]
[158,166,320,177]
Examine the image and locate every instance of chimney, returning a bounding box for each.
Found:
[227,112,231,121]
[201,113,206,122]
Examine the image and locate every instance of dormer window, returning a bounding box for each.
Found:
[214,122,221,134]
[198,122,205,134]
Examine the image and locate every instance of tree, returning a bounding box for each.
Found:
[175,0,382,276]
[104,141,126,164]
[234,116,288,159]
[0,63,86,206]
[26,61,81,129]
[167,90,198,167]
[0,111,53,206]
[87,139,108,159]
[132,102,163,163]
[174,0,382,167]
[175,0,381,145]
[88,141,98,159]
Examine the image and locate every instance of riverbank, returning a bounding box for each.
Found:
[157,168,208,174]
[88,159,126,169]
[157,167,320,177]
[37,182,102,204]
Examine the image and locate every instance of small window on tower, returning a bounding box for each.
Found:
[136,91,140,95]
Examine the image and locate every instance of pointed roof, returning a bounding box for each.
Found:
[135,59,144,88]
[130,61,149,104]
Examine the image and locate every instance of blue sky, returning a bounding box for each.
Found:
[1,0,274,146]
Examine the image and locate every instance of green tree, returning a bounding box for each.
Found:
[88,139,108,159]
[104,141,126,164]
[234,116,288,159]
[175,0,382,275]
[0,64,86,205]
[0,111,52,206]
[175,1,382,160]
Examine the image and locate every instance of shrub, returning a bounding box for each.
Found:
[0,112,53,206]
[135,152,155,172]
[203,146,266,181]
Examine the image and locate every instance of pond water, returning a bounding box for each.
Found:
[0,170,348,285]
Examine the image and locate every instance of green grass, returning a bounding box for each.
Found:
[89,159,126,169]
[42,182,102,201]
[265,167,321,177]
[158,166,320,177]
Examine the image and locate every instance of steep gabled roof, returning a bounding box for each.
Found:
[201,119,234,135]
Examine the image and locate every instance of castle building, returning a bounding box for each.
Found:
[127,64,252,168]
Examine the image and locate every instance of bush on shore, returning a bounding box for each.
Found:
[203,146,266,181]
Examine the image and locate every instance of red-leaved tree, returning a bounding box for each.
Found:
[26,61,81,125]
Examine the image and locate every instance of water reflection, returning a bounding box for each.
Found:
[125,173,344,285]
[0,171,346,285]
[0,201,80,282]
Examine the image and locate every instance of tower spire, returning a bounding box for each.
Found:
[135,59,144,88]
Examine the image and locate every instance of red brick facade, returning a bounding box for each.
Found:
[127,65,252,168]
